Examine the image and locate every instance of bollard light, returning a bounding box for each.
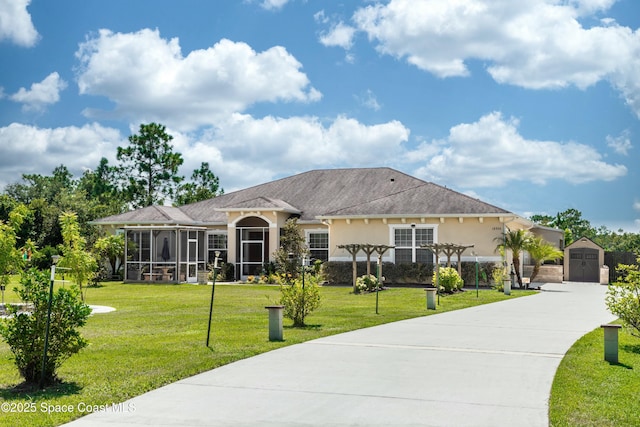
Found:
[265,305,284,341]
[601,324,622,364]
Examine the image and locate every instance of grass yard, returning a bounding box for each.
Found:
[549,323,640,427]
[0,280,533,427]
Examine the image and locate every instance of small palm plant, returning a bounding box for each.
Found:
[526,236,563,282]
[495,229,531,288]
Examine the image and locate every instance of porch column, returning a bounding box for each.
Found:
[227,225,237,265]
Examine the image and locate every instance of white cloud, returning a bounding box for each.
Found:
[314,10,329,25]
[10,72,67,111]
[569,0,617,16]
[0,123,123,189]
[259,0,290,10]
[411,112,627,187]
[75,29,321,130]
[319,21,356,50]
[356,89,381,111]
[0,0,38,47]
[184,113,410,191]
[350,0,640,116]
[606,131,632,155]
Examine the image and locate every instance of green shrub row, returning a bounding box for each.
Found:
[323,261,497,286]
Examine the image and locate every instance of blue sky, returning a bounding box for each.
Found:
[1,0,639,231]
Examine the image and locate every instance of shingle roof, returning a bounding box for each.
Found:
[94,205,196,225]
[93,167,512,226]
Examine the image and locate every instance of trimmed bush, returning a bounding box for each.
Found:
[323,261,434,285]
[433,267,463,293]
[355,274,381,293]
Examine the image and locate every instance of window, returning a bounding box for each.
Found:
[207,232,228,264]
[392,226,435,264]
[307,231,329,262]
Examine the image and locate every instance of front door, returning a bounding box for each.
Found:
[236,221,270,280]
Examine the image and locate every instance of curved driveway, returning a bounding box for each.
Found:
[65,282,614,427]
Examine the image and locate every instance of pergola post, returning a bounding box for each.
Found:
[421,243,474,294]
[338,244,362,293]
[361,244,378,277]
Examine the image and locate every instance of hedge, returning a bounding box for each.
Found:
[322,261,496,286]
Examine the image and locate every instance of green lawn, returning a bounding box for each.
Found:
[0,280,532,427]
[549,323,640,427]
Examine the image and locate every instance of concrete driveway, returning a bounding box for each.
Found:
[64,282,614,427]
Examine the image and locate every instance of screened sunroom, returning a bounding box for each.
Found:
[124,226,207,283]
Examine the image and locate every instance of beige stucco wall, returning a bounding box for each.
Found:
[203,213,527,275]
[328,216,512,263]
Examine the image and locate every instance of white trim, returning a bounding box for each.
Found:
[230,213,276,227]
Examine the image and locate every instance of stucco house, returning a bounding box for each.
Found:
[93,167,543,283]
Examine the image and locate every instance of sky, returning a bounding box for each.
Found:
[0,0,639,232]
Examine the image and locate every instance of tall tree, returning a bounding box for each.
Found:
[116,123,184,208]
[274,218,309,280]
[175,162,224,205]
[553,208,593,243]
[0,205,29,290]
[58,212,97,301]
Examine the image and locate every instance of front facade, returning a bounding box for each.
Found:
[94,168,536,282]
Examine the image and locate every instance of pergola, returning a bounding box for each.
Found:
[420,242,474,286]
[337,244,395,293]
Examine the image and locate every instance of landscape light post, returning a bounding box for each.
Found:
[206,251,220,347]
[40,255,59,389]
[473,252,479,298]
[376,255,381,314]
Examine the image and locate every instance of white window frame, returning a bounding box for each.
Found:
[389,224,438,263]
[306,229,329,262]
[207,230,228,264]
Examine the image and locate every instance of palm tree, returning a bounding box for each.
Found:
[526,236,563,282]
[495,229,531,288]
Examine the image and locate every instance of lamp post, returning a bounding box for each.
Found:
[206,251,220,347]
[40,255,60,389]
[376,255,382,314]
[472,251,479,298]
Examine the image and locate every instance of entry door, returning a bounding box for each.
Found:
[569,248,599,282]
[239,228,268,278]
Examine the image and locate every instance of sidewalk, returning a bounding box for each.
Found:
[65,282,614,427]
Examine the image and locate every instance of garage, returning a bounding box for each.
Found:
[564,238,604,283]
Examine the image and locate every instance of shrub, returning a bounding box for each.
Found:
[491,265,506,292]
[433,267,463,293]
[0,268,91,386]
[355,274,381,293]
[209,262,235,282]
[322,261,434,285]
[606,261,640,337]
[279,274,321,327]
